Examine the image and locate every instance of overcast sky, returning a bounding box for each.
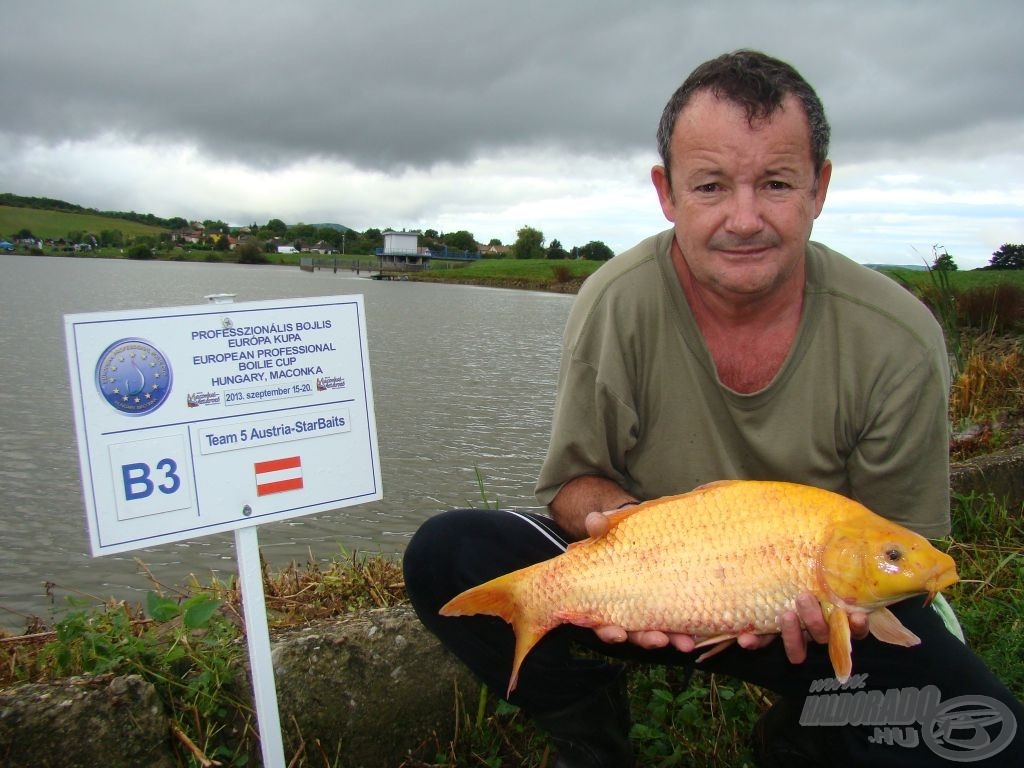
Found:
[2,1,1022,268]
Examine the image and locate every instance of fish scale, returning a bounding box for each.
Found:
[441,480,958,695]
[547,492,820,634]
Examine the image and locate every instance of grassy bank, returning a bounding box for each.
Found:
[411,257,1024,294]
[411,258,599,292]
[1,240,310,266]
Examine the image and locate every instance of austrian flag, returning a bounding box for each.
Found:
[254,456,304,496]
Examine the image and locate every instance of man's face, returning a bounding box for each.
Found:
[652,90,831,301]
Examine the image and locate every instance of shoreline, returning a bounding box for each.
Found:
[399,273,585,294]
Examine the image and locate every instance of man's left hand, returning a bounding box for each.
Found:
[737,592,869,663]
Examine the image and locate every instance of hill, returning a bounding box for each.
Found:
[0,204,167,241]
[865,263,927,271]
[0,193,179,229]
[310,222,351,232]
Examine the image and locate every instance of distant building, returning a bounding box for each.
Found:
[171,226,205,244]
[309,240,336,254]
[378,230,428,271]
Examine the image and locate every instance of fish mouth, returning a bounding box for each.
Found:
[922,563,959,606]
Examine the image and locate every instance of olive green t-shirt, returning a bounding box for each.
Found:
[535,229,951,538]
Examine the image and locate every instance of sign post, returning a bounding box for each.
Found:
[64,295,382,767]
[235,524,285,767]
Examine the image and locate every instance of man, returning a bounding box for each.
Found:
[404,50,1022,766]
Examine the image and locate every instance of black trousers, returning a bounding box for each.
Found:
[404,508,1024,766]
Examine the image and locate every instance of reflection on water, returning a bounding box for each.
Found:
[0,255,571,629]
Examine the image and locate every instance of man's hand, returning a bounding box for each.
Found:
[591,581,869,661]
[550,476,637,540]
[583,510,614,539]
[762,593,870,663]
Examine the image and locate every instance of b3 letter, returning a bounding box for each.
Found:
[109,436,193,522]
[121,462,154,500]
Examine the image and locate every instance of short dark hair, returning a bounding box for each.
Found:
[656,50,830,184]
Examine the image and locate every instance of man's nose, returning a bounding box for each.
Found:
[725,187,764,237]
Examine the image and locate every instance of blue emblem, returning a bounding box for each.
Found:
[95,338,172,415]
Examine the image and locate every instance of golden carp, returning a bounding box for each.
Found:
[440,480,958,695]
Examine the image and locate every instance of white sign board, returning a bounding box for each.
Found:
[64,295,381,556]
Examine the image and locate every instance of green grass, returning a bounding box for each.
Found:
[417,257,601,287]
[418,258,1024,294]
[0,204,167,241]
[941,492,1024,698]
[883,266,1024,291]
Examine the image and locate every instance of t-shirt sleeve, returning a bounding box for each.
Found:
[534,352,639,507]
[847,344,951,538]
[533,265,647,508]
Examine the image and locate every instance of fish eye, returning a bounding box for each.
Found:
[886,547,903,562]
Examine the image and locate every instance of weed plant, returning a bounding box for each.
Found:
[941,492,1024,700]
[35,592,254,766]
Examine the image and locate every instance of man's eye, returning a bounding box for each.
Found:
[695,183,720,194]
[766,180,791,191]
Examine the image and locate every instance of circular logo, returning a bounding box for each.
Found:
[922,695,1017,762]
[95,338,172,415]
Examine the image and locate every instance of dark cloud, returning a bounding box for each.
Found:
[2,0,1022,171]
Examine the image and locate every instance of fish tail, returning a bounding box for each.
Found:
[439,571,521,623]
[439,570,550,697]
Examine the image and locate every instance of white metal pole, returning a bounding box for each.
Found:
[234,524,286,768]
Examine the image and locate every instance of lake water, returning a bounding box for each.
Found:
[0,255,572,631]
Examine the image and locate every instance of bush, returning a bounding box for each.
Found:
[958,284,1024,333]
[235,242,269,264]
[126,244,154,260]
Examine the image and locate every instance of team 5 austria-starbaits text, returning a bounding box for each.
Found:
[203,414,348,448]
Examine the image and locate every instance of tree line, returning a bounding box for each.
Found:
[3,190,619,261]
[931,243,1024,271]
[4,192,1020,267]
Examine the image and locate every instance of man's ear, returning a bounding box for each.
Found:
[651,164,676,223]
[813,159,832,219]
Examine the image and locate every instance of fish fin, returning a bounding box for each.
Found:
[602,503,649,527]
[439,572,549,697]
[563,503,650,551]
[552,609,601,627]
[826,606,853,684]
[867,607,921,647]
[692,479,742,491]
[693,633,737,649]
[695,638,736,663]
[506,619,547,697]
